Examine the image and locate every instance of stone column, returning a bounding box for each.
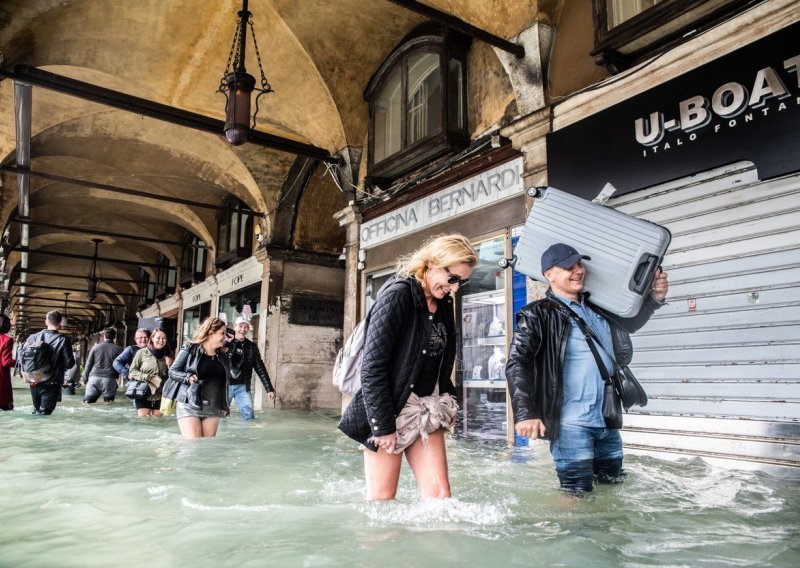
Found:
[251,245,276,411]
[333,203,362,410]
[333,203,362,338]
[502,108,552,303]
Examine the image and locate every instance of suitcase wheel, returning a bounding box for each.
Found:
[498,256,516,270]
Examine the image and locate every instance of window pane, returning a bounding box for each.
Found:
[448,58,464,130]
[229,213,240,251]
[406,51,442,146]
[606,0,661,28]
[373,67,402,162]
[459,236,508,441]
[365,270,395,313]
[240,213,250,249]
[195,241,205,274]
[218,218,229,253]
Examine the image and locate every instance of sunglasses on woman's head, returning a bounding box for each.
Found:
[444,266,469,287]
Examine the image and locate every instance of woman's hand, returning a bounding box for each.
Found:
[188,374,199,383]
[373,433,397,454]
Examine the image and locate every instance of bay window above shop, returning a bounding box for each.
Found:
[180,233,207,288]
[592,0,754,73]
[365,25,471,187]
[155,254,177,300]
[137,270,156,310]
[216,196,254,269]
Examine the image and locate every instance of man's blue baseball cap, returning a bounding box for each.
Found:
[541,243,591,273]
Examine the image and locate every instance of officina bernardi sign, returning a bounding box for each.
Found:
[360,156,523,249]
[547,22,800,200]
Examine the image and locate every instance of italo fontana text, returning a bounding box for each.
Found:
[634,54,800,157]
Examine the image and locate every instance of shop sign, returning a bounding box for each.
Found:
[159,294,179,314]
[216,256,263,296]
[359,157,524,249]
[547,22,800,200]
[182,279,214,309]
[290,295,344,328]
[139,304,158,319]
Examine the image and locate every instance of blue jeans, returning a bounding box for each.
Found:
[550,423,624,492]
[228,384,254,420]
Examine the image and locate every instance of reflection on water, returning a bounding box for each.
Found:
[1,389,799,567]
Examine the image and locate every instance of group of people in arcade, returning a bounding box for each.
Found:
[0,312,275,441]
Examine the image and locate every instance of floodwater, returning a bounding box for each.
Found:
[1,389,798,568]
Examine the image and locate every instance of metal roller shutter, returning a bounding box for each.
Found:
[608,161,800,477]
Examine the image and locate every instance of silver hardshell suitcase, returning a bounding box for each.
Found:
[510,186,671,318]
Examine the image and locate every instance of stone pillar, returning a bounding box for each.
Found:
[502,108,552,302]
[333,203,362,410]
[333,203,362,338]
[253,245,279,411]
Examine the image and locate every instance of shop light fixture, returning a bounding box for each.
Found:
[217,0,273,146]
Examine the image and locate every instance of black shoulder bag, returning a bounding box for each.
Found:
[550,300,624,429]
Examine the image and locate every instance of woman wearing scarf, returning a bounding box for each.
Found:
[128,328,173,417]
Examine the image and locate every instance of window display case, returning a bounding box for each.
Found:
[457,236,509,440]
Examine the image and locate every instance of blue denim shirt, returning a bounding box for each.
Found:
[554,292,615,427]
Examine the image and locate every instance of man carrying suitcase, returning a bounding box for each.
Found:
[506,243,669,492]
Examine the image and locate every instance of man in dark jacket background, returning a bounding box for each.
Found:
[227,317,275,419]
[26,310,75,415]
[83,328,123,404]
[506,243,669,493]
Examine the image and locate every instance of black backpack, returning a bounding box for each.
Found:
[20,332,55,384]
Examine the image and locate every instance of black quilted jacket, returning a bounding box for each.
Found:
[338,276,457,449]
[506,288,661,441]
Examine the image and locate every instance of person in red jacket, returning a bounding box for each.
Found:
[0,314,17,411]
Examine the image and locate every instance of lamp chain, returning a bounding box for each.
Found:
[220,15,242,87]
[247,16,272,93]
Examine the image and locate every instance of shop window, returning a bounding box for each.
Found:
[216,196,254,269]
[137,270,156,310]
[182,302,210,345]
[365,24,470,187]
[180,233,207,287]
[218,283,261,342]
[592,0,753,73]
[458,235,509,441]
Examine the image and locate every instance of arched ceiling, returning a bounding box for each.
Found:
[0,0,560,337]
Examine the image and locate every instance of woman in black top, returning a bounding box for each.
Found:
[168,317,231,439]
[339,234,477,500]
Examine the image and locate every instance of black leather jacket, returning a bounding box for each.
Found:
[506,289,662,441]
[338,277,457,446]
[168,343,231,414]
[227,338,274,392]
[26,329,75,385]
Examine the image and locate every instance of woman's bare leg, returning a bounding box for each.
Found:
[201,417,221,437]
[364,447,403,500]
[405,430,451,499]
[178,417,203,439]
